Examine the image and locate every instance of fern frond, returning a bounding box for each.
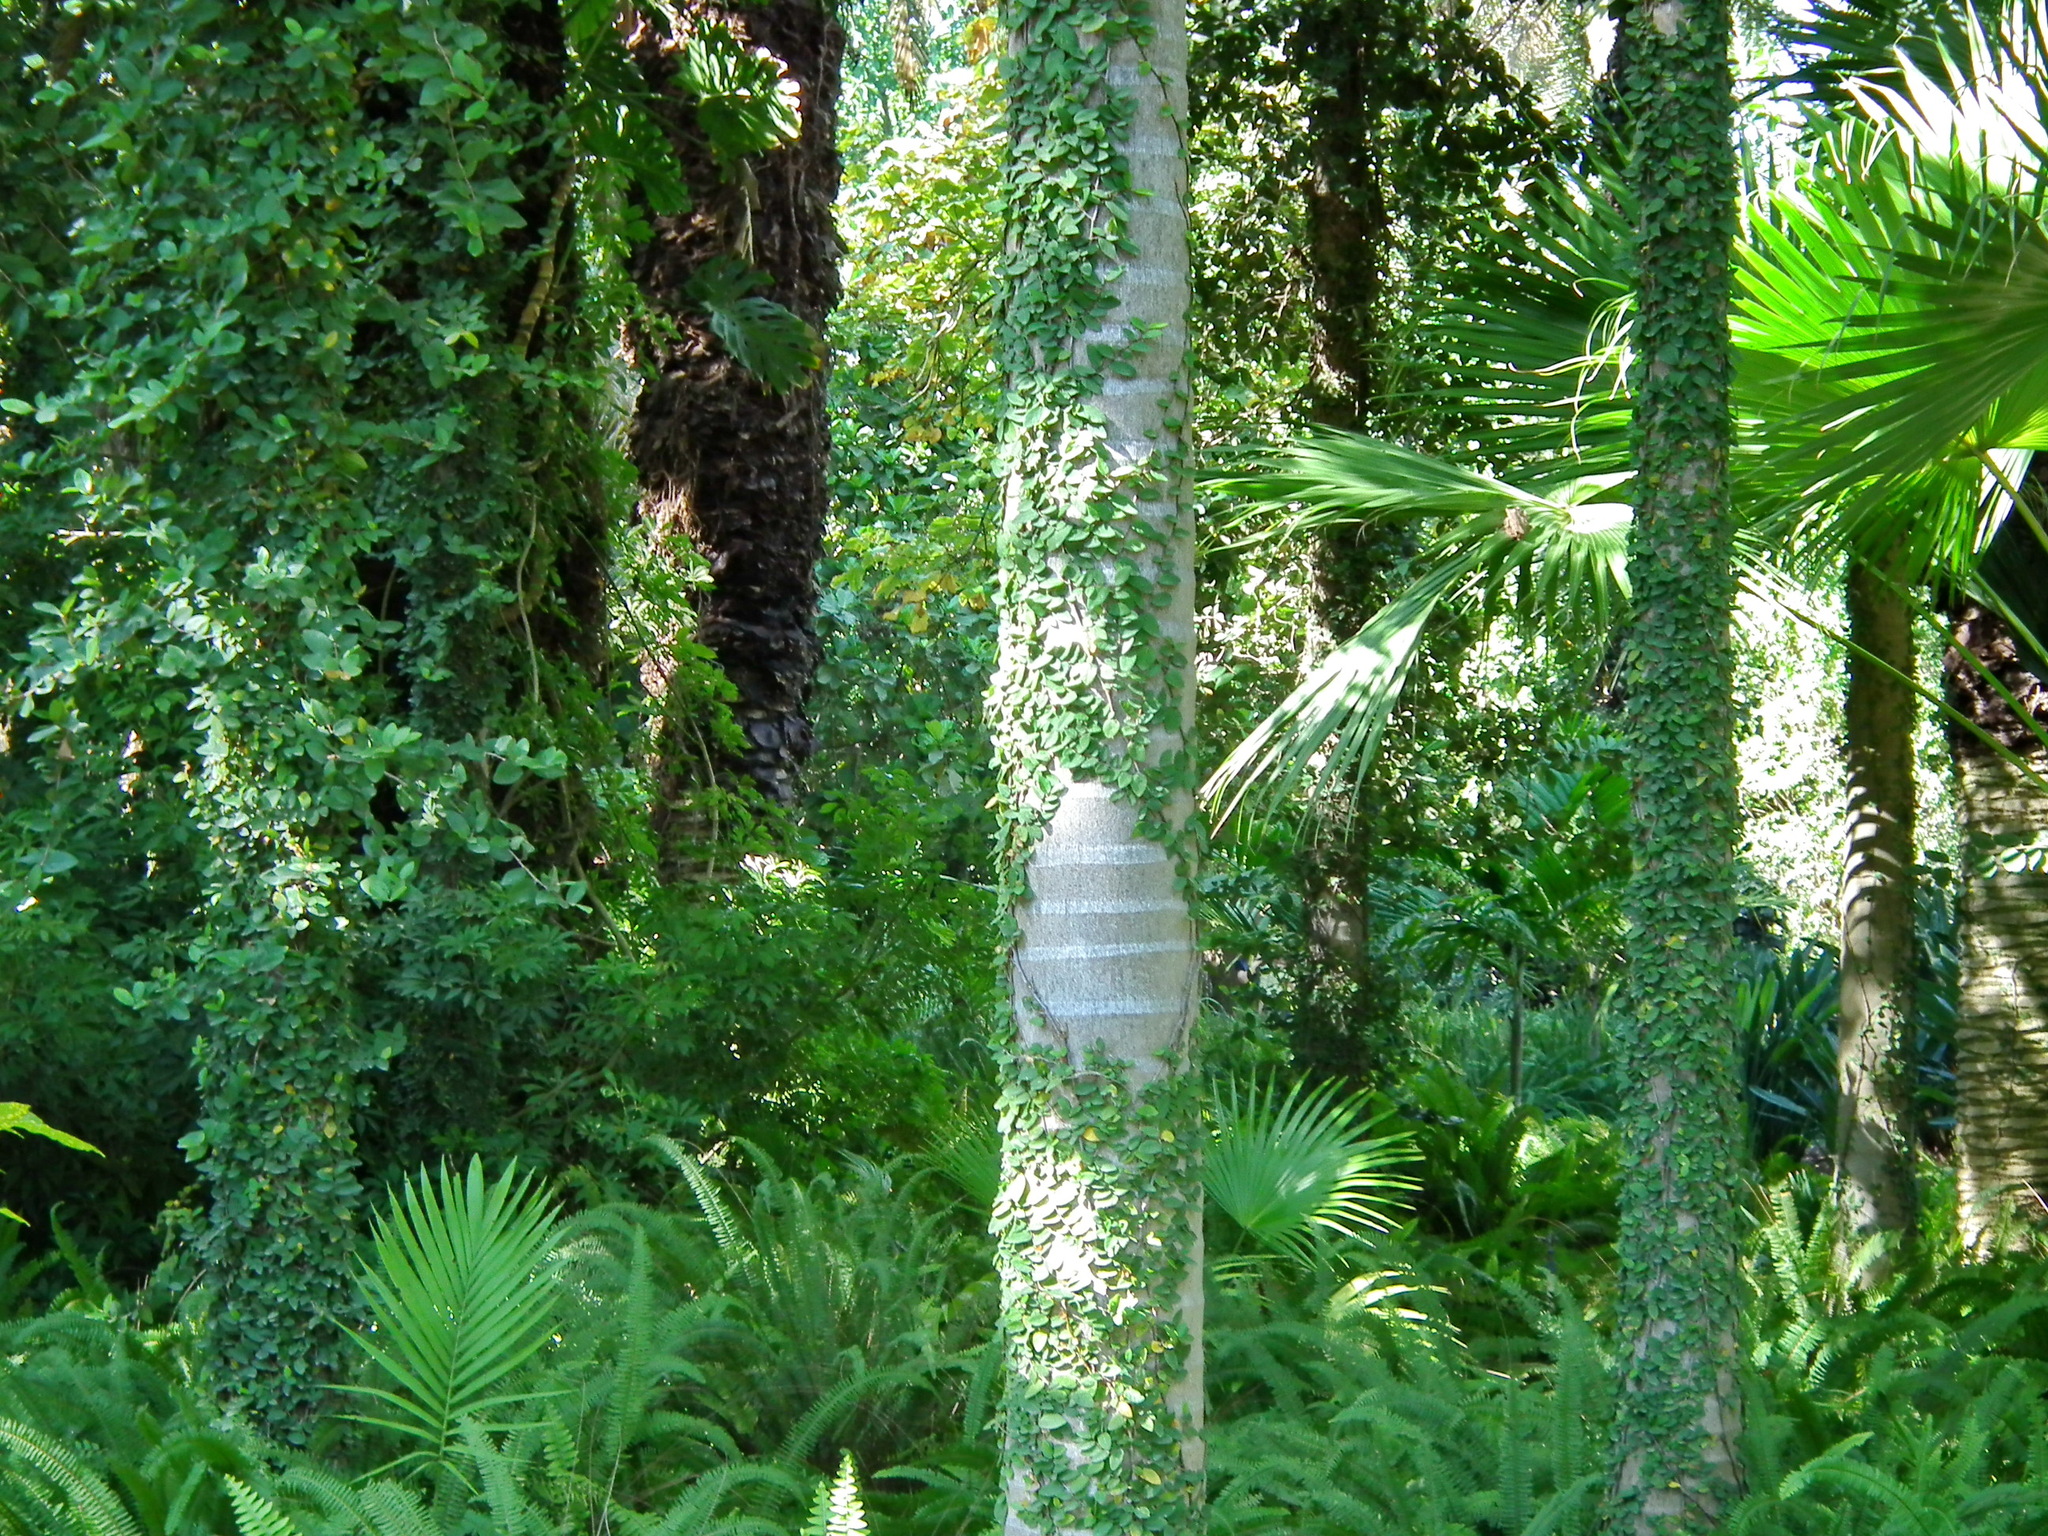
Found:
[650,1140,756,1271]
[800,1455,867,1536]
[0,1420,142,1536]
[222,1479,299,1536]
[352,1479,441,1536]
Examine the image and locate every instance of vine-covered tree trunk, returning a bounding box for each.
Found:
[1947,603,2048,1253]
[986,0,1204,1521]
[9,4,639,1431]
[631,0,844,818]
[1834,556,1919,1278]
[1604,2,1746,1531]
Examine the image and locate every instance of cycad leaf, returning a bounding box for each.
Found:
[342,1158,563,1470]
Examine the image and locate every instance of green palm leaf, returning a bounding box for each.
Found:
[1417,169,1636,474]
[1741,7,2048,532]
[342,1158,564,1473]
[1205,1075,1414,1267]
[1204,548,1478,829]
[1204,434,1630,826]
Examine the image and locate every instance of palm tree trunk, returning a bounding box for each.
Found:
[1604,2,1747,1531]
[986,0,1203,1523]
[630,0,844,818]
[1946,602,2048,1253]
[1834,556,1919,1280]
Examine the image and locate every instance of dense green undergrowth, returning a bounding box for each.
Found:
[2,1031,2043,1536]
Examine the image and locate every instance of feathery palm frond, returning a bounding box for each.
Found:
[344,1158,564,1473]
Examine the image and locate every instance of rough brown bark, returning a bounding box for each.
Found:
[1947,602,2048,1253]
[1834,557,1919,1281]
[629,0,844,822]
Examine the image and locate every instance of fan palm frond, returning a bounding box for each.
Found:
[1205,1075,1415,1267]
[1204,434,1631,827]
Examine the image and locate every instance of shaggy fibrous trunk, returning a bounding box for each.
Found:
[1947,603,2048,1254]
[985,0,1204,1523]
[1834,557,1920,1280]
[630,0,844,817]
[1604,2,1747,1532]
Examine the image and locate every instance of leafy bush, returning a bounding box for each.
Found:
[1390,1069,1617,1305]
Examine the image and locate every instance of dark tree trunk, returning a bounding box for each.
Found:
[1834,556,1920,1281]
[1946,601,2048,1253]
[1292,15,1394,1056]
[629,0,845,823]
[1295,0,1389,428]
[1284,1,1515,1079]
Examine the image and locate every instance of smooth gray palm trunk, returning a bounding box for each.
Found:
[1834,558,1920,1278]
[988,0,1203,1527]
